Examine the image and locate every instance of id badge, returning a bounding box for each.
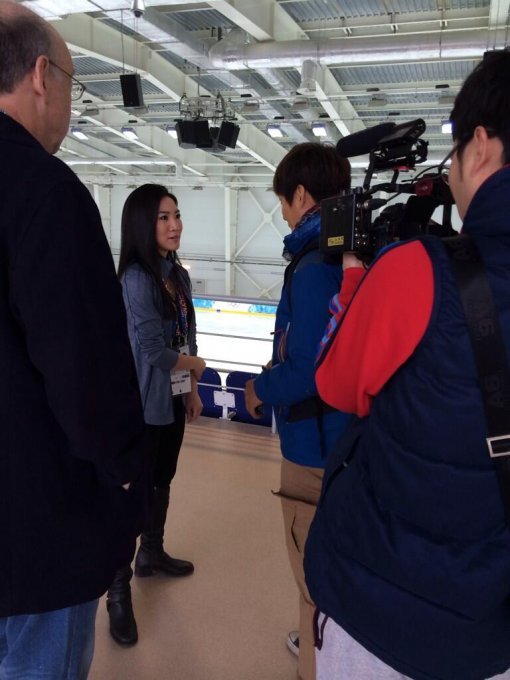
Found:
[170,344,192,395]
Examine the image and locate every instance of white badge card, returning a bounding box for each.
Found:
[170,344,192,395]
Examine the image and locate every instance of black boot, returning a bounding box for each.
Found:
[106,565,138,646]
[134,487,194,578]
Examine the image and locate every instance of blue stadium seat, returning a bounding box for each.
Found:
[197,367,223,419]
[226,371,272,427]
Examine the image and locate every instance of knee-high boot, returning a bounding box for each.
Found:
[106,564,138,646]
[134,486,194,578]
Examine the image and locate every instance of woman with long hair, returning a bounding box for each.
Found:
[106,184,206,646]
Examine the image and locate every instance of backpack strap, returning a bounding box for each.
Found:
[443,234,510,524]
[283,238,338,425]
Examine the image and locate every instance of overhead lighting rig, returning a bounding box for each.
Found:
[174,93,240,151]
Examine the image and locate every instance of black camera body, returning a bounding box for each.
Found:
[320,119,455,260]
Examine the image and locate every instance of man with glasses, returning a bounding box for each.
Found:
[305,51,510,679]
[0,2,148,677]
[48,58,86,102]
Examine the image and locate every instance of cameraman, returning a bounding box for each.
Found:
[305,51,510,679]
[244,143,351,680]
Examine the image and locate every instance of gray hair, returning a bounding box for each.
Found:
[0,13,54,93]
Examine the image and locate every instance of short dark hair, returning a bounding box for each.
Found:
[273,142,350,204]
[450,49,510,163]
[0,14,54,93]
[118,184,181,318]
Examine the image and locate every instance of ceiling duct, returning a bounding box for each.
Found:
[296,60,318,95]
[209,30,495,70]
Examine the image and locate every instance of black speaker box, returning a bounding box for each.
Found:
[194,120,214,148]
[175,120,196,148]
[217,121,240,149]
[120,73,144,108]
[175,120,212,149]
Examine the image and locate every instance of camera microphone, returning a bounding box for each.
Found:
[336,122,396,158]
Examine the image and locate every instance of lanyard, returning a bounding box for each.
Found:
[162,274,189,342]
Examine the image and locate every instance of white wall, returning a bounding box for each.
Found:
[89,181,462,300]
[94,183,289,300]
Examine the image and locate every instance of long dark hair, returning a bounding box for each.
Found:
[118,183,182,318]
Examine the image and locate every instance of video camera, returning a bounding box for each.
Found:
[320,119,455,260]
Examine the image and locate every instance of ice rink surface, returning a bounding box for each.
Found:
[195,306,275,379]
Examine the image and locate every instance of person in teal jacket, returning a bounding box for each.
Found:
[244,143,351,680]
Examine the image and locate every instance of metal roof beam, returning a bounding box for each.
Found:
[316,66,363,137]
[209,0,306,41]
[56,13,284,174]
[488,0,510,47]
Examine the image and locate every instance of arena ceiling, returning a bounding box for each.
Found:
[19,0,510,189]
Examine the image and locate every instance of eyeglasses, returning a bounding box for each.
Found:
[48,60,86,101]
[438,127,498,184]
[438,144,459,185]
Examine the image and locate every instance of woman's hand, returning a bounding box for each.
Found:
[174,353,206,381]
[190,356,206,381]
[184,385,203,423]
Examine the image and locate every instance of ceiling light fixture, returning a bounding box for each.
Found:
[438,93,456,107]
[240,99,260,113]
[267,124,283,139]
[441,120,453,134]
[311,122,327,138]
[290,96,309,112]
[71,127,88,141]
[368,94,388,108]
[121,126,138,141]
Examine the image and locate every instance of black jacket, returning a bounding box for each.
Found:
[0,113,149,616]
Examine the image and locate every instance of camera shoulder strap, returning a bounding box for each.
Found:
[443,234,510,524]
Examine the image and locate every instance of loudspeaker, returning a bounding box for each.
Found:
[120,73,144,108]
[175,120,212,149]
[175,120,196,149]
[217,121,240,149]
[218,120,239,149]
[194,120,213,149]
[209,123,240,151]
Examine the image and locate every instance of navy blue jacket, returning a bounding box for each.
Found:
[254,210,350,468]
[0,114,148,616]
[305,167,510,679]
